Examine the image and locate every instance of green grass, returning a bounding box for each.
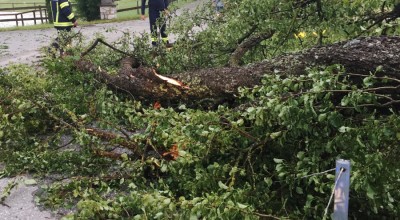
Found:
[0,0,40,2]
[0,0,43,7]
[117,0,141,9]
[116,0,191,19]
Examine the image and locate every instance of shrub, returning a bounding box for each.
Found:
[45,0,53,23]
[74,0,101,21]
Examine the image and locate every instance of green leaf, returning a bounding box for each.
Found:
[163,198,171,205]
[121,153,128,161]
[73,189,79,198]
[318,113,327,122]
[24,179,37,186]
[339,126,351,133]
[264,177,273,187]
[296,187,304,194]
[356,136,366,148]
[246,107,255,113]
[388,192,394,203]
[273,158,284,163]
[367,185,375,200]
[296,151,305,159]
[270,131,282,139]
[237,202,248,209]
[218,181,228,190]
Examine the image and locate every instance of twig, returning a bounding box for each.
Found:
[357,3,400,36]
[229,30,275,66]
[56,137,75,150]
[81,38,134,57]
[253,212,285,219]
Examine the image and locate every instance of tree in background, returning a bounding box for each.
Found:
[75,0,101,21]
[45,0,52,23]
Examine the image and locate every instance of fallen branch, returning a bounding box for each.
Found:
[75,36,400,108]
[86,128,140,155]
[229,30,275,66]
[81,38,134,58]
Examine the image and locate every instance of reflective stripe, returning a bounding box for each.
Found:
[67,13,75,20]
[60,2,69,9]
[151,37,157,41]
[54,22,74,27]
[162,37,168,43]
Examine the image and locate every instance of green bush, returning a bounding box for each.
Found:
[45,0,53,23]
[75,0,101,21]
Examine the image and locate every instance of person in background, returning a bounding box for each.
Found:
[49,0,77,55]
[141,0,169,46]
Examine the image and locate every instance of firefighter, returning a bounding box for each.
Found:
[49,0,78,54]
[141,0,169,46]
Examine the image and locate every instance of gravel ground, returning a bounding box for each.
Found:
[0,1,205,219]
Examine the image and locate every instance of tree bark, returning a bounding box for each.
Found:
[228,30,275,66]
[76,36,400,105]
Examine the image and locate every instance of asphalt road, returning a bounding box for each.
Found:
[0,176,55,220]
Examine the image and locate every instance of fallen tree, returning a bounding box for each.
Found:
[76,36,400,107]
[3,0,400,219]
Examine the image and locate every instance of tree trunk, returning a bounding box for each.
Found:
[76,36,400,105]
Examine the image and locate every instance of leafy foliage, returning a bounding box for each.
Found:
[1,0,400,219]
[75,0,101,21]
[45,0,53,23]
[158,0,400,73]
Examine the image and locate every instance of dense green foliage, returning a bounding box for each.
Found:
[164,0,400,72]
[45,0,53,23]
[75,0,101,21]
[1,0,400,219]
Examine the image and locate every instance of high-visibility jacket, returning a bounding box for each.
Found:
[50,0,76,28]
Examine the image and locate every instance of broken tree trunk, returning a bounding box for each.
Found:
[75,36,400,105]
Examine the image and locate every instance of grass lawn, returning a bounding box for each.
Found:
[117,0,192,19]
[0,0,43,7]
[0,0,41,3]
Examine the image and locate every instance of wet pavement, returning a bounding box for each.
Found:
[0,176,56,220]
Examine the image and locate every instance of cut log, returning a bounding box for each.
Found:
[76,36,400,105]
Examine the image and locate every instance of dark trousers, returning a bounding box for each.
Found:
[51,27,72,55]
[149,9,167,40]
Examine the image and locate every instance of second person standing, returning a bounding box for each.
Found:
[141,0,170,46]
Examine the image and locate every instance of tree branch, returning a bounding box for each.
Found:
[229,30,275,66]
